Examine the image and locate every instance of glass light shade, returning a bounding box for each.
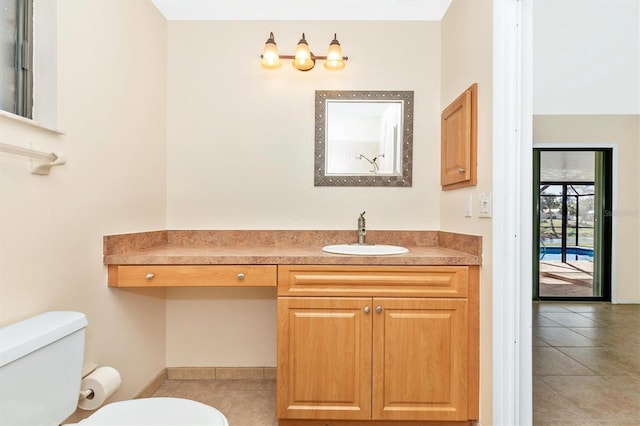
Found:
[293,33,315,71]
[260,33,281,68]
[324,35,345,70]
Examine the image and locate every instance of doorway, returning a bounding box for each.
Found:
[533,148,612,300]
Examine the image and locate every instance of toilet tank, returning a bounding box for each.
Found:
[0,311,88,425]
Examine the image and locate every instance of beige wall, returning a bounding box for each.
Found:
[164,21,445,366]
[0,0,168,406]
[440,0,493,423]
[534,115,640,303]
[165,21,442,230]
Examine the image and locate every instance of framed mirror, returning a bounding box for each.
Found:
[314,90,414,187]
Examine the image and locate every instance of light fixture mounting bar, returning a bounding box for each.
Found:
[276,54,349,61]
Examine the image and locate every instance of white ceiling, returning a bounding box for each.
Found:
[151,0,452,21]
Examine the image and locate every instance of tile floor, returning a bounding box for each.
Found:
[149,302,639,426]
[152,378,278,426]
[533,302,640,425]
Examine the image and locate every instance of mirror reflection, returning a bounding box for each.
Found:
[315,91,414,187]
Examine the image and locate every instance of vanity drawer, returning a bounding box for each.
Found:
[278,265,469,297]
[108,265,277,288]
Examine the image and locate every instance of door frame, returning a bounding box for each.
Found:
[492,1,533,424]
[533,143,618,302]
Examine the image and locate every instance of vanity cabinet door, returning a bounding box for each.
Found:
[277,297,372,420]
[372,298,468,421]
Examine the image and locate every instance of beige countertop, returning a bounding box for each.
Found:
[103,230,482,266]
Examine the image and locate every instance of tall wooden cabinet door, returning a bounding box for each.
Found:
[441,83,477,190]
[372,298,468,421]
[277,297,372,420]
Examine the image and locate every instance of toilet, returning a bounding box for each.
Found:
[0,311,229,425]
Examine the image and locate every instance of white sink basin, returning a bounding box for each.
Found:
[322,244,409,256]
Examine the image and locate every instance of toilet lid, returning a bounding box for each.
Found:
[80,397,229,425]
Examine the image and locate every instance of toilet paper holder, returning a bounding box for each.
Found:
[79,388,95,400]
[77,366,122,410]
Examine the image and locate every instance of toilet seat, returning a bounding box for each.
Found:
[79,397,229,425]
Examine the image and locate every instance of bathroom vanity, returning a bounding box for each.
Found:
[104,230,481,425]
[277,264,478,423]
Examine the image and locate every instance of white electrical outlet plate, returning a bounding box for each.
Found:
[465,194,473,217]
[478,193,492,218]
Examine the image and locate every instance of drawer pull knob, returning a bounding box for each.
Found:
[364,306,371,314]
[459,168,466,173]
[376,305,383,313]
[237,273,245,281]
[146,273,155,280]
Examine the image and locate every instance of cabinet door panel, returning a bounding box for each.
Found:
[441,83,477,190]
[372,298,468,421]
[277,297,372,420]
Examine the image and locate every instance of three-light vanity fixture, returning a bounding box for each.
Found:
[260,32,348,71]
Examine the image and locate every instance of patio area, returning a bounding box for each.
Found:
[539,260,594,297]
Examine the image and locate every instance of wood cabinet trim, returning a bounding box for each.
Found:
[467,265,480,418]
[278,421,473,426]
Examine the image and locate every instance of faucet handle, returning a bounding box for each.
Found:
[358,211,366,229]
[357,211,367,244]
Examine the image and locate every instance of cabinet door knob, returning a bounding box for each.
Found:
[375,305,383,313]
[364,306,371,314]
[237,273,245,281]
[458,168,466,173]
[145,273,155,280]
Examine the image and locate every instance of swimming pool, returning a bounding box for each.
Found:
[540,246,593,261]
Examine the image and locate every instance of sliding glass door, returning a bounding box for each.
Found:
[533,149,611,300]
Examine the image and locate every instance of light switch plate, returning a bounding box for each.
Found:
[478,193,492,218]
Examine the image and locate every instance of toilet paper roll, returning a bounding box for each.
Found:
[78,366,122,410]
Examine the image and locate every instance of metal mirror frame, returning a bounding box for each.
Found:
[314,90,414,187]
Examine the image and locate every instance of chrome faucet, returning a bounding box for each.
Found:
[357,211,366,244]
